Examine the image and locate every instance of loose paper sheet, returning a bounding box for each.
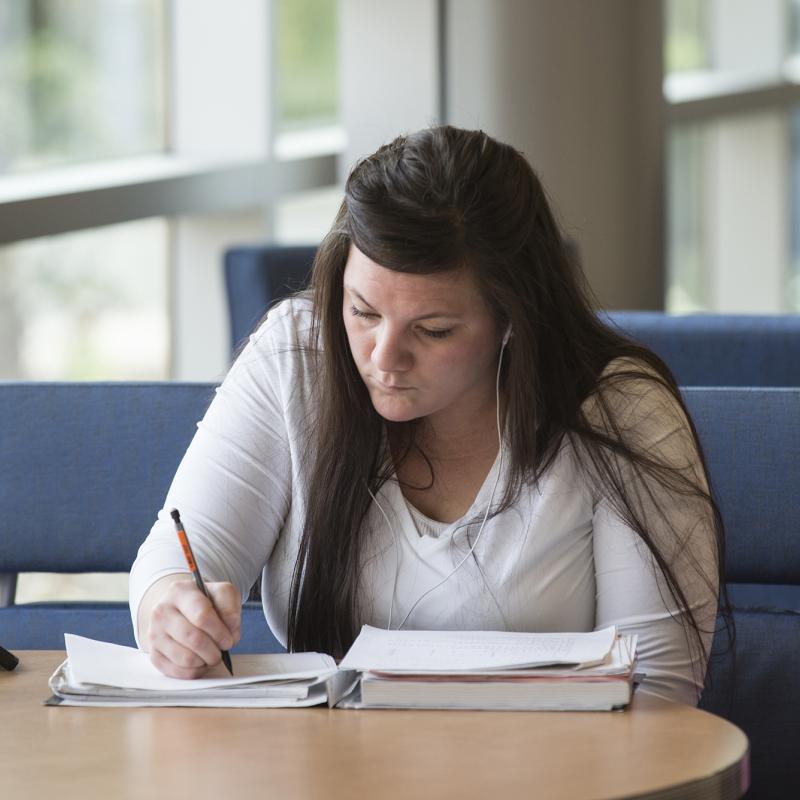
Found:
[64,634,337,692]
[339,625,618,673]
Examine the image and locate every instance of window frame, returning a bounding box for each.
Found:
[664,0,799,313]
[0,0,345,378]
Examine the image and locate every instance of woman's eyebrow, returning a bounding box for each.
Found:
[344,285,461,321]
[345,286,376,309]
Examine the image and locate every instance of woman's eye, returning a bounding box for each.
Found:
[350,305,374,319]
[422,328,452,339]
[350,305,451,339]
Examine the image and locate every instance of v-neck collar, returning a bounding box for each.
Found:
[380,438,506,554]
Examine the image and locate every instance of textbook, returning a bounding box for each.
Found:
[336,625,639,711]
[47,626,638,711]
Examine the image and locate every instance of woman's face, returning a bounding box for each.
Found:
[342,244,503,426]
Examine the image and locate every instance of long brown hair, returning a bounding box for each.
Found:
[287,125,730,680]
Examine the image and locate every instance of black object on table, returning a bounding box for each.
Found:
[0,645,19,671]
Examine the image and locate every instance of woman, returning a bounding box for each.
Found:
[130,125,727,705]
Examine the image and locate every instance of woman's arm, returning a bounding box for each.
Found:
[592,497,718,705]
[129,302,306,672]
[585,363,720,705]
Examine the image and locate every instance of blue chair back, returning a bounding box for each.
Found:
[0,382,282,653]
[224,244,316,352]
[684,387,800,800]
[608,312,800,387]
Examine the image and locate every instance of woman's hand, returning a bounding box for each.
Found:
[138,574,241,679]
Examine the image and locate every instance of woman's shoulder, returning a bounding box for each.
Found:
[225,294,318,390]
[581,355,687,439]
[249,293,315,348]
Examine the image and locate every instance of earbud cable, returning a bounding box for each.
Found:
[368,338,508,630]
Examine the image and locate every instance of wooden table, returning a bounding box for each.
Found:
[2,651,749,800]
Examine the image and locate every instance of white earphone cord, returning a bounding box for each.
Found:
[367,337,508,630]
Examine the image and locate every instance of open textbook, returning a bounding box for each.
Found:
[47,625,639,711]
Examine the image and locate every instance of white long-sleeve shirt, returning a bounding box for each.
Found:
[130,298,719,705]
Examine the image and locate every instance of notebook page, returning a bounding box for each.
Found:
[339,626,617,672]
[65,634,337,692]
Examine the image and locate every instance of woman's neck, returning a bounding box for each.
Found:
[391,396,502,466]
[388,401,504,523]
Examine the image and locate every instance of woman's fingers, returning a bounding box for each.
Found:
[174,584,236,652]
[206,581,242,645]
[150,634,209,679]
[146,579,241,678]
[162,602,227,666]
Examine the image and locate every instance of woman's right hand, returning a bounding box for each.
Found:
[138,574,242,679]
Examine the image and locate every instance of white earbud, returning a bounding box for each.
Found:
[502,325,512,347]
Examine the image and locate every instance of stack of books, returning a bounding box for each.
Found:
[47,625,638,711]
[337,625,638,711]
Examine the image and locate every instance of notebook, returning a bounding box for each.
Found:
[46,634,343,707]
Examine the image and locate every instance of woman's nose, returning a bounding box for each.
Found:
[372,326,412,373]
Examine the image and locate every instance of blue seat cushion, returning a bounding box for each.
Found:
[0,601,284,653]
[700,607,800,799]
[703,583,800,797]
[727,583,800,612]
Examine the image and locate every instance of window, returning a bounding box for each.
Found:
[0,218,169,380]
[2,1,342,604]
[664,0,800,313]
[275,0,339,132]
[0,0,341,382]
[0,0,166,175]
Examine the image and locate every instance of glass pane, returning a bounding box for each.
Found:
[666,124,707,312]
[275,0,339,130]
[0,218,170,380]
[792,108,800,311]
[668,111,794,314]
[789,0,800,57]
[0,0,166,175]
[665,0,795,94]
[664,0,709,74]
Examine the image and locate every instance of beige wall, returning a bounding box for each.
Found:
[341,0,665,310]
[446,1,664,310]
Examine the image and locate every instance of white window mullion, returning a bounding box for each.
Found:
[705,112,789,312]
[169,0,272,379]
[340,0,440,178]
[703,0,789,312]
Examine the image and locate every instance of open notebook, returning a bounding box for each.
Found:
[47,625,639,711]
[47,634,342,707]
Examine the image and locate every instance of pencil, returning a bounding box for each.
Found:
[170,508,234,676]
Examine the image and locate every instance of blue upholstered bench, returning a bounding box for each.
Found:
[683,388,800,799]
[0,382,282,654]
[605,312,800,388]
[1,382,797,797]
[224,243,800,388]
